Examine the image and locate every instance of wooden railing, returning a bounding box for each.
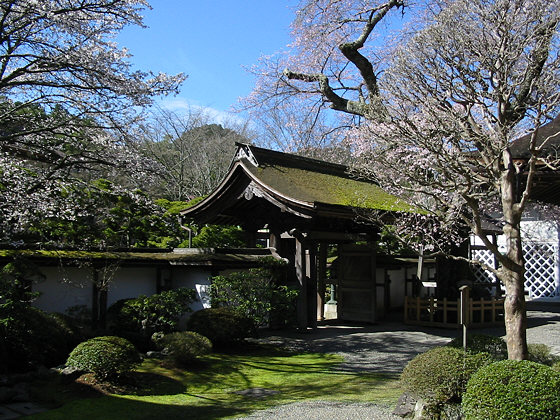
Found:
[404,296,504,328]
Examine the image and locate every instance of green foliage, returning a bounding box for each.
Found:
[462,360,560,420]
[401,346,492,408]
[187,307,255,347]
[159,331,212,366]
[552,360,560,372]
[0,258,82,372]
[0,306,84,373]
[527,343,560,366]
[210,268,298,328]
[66,336,140,380]
[447,334,508,360]
[25,180,192,249]
[109,288,197,335]
[376,225,415,256]
[0,257,41,313]
[188,225,245,248]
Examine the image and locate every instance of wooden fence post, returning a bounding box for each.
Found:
[459,285,470,351]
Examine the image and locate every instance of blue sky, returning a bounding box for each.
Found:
[118,0,298,121]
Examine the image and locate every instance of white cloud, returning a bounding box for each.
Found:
[158,97,247,126]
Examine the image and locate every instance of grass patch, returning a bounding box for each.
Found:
[27,345,401,419]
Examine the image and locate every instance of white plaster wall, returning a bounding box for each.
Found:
[107,267,157,307]
[33,266,93,313]
[172,267,212,312]
[30,263,216,315]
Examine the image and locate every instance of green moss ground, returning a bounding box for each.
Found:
[27,346,401,420]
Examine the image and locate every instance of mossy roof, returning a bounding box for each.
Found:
[246,161,415,212]
[182,143,418,226]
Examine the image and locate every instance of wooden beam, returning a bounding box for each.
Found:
[306,231,374,242]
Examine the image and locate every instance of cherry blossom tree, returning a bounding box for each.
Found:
[245,0,560,360]
[0,0,185,241]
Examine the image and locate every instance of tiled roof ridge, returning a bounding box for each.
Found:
[234,142,350,177]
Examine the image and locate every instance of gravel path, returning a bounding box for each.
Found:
[235,302,560,419]
[237,401,401,420]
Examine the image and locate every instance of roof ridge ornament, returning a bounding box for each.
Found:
[234,143,259,167]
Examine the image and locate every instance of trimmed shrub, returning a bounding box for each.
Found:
[447,334,508,360]
[187,307,255,347]
[401,346,492,407]
[0,306,84,373]
[527,343,560,366]
[66,336,140,380]
[462,360,560,420]
[160,331,212,366]
[108,288,197,336]
[552,360,560,372]
[210,268,297,328]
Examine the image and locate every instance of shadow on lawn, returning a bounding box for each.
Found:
[28,343,396,420]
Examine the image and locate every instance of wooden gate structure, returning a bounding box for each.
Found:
[337,244,378,323]
[181,143,415,329]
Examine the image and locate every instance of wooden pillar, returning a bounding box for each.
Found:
[307,245,318,329]
[370,243,377,323]
[295,237,308,330]
[245,229,258,247]
[91,269,99,329]
[269,228,282,253]
[317,242,328,321]
[91,268,108,330]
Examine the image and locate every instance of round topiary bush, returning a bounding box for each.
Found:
[160,331,212,366]
[186,307,255,347]
[66,336,141,380]
[447,334,508,360]
[401,346,492,407]
[462,360,560,420]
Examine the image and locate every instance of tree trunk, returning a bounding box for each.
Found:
[501,267,528,360]
[499,149,529,360]
[500,203,528,360]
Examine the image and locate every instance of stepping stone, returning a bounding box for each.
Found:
[233,388,280,398]
[5,402,47,417]
[0,405,20,420]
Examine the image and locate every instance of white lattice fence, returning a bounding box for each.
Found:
[523,242,559,298]
[471,249,498,295]
[472,242,560,298]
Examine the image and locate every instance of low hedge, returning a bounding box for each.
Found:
[186,307,255,347]
[0,306,84,373]
[160,331,212,366]
[447,334,508,360]
[527,343,560,366]
[401,346,492,407]
[462,360,560,420]
[66,336,140,380]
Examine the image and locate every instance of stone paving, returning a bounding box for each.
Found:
[0,402,47,419]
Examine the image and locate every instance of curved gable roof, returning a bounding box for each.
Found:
[181,143,414,226]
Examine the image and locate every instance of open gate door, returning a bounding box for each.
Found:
[337,244,377,323]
